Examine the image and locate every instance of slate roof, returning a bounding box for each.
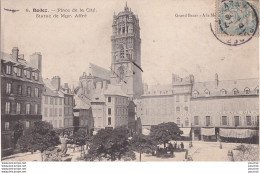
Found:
[103,84,128,97]
[192,78,259,97]
[43,78,63,97]
[74,95,91,110]
[1,52,38,70]
[89,63,110,80]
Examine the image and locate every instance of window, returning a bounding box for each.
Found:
[6,83,12,94]
[222,116,227,125]
[45,96,48,104]
[194,116,199,125]
[184,106,188,112]
[27,86,31,96]
[59,120,62,128]
[54,120,57,128]
[205,90,210,97]
[234,116,239,126]
[25,121,30,129]
[184,95,188,102]
[4,122,10,130]
[233,89,238,95]
[108,97,111,103]
[108,108,111,115]
[17,85,22,95]
[244,88,250,95]
[17,68,22,77]
[221,89,227,95]
[59,108,62,116]
[26,104,30,115]
[176,95,180,102]
[206,116,210,126]
[16,103,21,114]
[185,119,189,126]
[26,70,31,79]
[50,97,53,104]
[6,65,12,74]
[65,97,68,105]
[54,98,57,105]
[34,72,39,80]
[108,117,111,125]
[193,91,199,98]
[50,108,53,116]
[55,108,57,116]
[177,118,181,126]
[120,46,124,59]
[35,104,38,114]
[59,98,62,105]
[5,102,11,114]
[176,106,180,112]
[246,116,252,126]
[44,108,48,117]
[35,88,39,97]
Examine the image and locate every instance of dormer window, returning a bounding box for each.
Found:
[244,88,250,95]
[221,89,227,96]
[193,91,199,98]
[17,68,22,77]
[6,64,11,74]
[205,89,210,97]
[35,72,39,80]
[26,70,31,79]
[233,88,239,95]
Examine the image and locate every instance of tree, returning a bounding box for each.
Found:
[129,134,157,161]
[17,121,60,161]
[85,127,135,161]
[13,121,24,145]
[150,122,183,148]
[69,128,92,158]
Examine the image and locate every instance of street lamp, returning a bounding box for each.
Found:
[189,123,193,148]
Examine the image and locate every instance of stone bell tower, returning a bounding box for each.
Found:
[110,3,143,98]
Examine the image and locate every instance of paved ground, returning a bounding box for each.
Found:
[2,141,258,162]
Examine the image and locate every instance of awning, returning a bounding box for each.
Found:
[180,128,191,137]
[219,128,258,138]
[201,128,215,136]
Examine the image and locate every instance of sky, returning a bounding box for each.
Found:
[1,0,259,87]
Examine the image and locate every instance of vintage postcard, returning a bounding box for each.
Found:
[1,0,259,166]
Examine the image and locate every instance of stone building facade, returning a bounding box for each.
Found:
[191,74,259,141]
[42,77,64,129]
[1,47,44,156]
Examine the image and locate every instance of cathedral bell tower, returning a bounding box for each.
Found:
[110,3,143,98]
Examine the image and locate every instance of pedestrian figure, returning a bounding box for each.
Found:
[185,150,188,159]
[174,142,177,150]
[181,142,184,150]
[60,135,68,157]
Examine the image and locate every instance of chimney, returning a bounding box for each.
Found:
[51,76,61,91]
[215,73,219,89]
[12,47,19,61]
[30,52,42,72]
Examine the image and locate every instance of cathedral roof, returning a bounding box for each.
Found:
[104,84,128,97]
[89,63,110,81]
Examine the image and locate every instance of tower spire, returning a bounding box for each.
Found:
[124,2,129,11]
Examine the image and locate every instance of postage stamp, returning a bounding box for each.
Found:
[211,0,259,46]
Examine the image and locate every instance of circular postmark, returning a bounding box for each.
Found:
[211,0,259,46]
